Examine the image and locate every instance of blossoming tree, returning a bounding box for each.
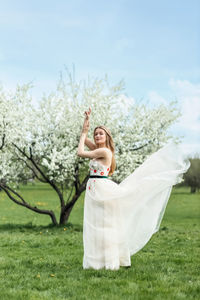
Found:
[0,72,181,225]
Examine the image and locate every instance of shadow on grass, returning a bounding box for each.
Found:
[0,222,83,232]
[172,191,194,195]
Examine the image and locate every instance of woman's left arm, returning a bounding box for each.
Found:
[77,131,109,159]
[77,108,91,157]
[77,107,110,159]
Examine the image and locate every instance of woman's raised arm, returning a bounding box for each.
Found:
[77,108,110,160]
[77,107,92,156]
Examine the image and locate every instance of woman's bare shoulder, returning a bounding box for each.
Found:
[103,147,113,157]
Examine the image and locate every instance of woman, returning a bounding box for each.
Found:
[77,108,190,270]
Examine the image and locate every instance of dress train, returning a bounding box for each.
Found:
[83,141,190,270]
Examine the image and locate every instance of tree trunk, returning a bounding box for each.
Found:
[190,186,196,193]
[49,211,58,225]
[59,174,89,225]
[59,206,74,225]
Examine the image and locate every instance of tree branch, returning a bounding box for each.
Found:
[74,165,80,193]
[0,134,5,150]
[12,143,65,208]
[131,142,149,151]
[16,155,46,183]
[131,138,157,151]
[66,185,74,203]
[0,183,58,225]
[64,174,89,211]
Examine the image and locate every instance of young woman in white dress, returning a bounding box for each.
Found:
[77,108,190,270]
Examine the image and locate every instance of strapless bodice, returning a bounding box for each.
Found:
[89,159,110,177]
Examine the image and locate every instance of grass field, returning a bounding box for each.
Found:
[0,184,199,300]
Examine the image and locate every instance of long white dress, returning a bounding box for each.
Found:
[83,141,190,270]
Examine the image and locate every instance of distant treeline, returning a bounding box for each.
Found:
[178,156,200,193]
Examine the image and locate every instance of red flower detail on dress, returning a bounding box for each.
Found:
[107,168,109,171]
[100,172,104,175]
[94,170,97,173]
[89,186,90,190]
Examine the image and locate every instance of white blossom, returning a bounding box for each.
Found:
[0,72,181,186]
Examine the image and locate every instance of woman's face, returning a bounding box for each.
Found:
[94,128,107,146]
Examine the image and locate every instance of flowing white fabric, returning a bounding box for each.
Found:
[83,141,190,270]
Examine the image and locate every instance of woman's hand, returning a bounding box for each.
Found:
[82,107,91,134]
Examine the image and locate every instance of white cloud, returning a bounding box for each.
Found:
[145,79,200,156]
[117,94,136,115]
[169,79,200,156]
[169,79,200,97]
[169,79,200,133]
[180,142,200,157]
[147,90,168,105]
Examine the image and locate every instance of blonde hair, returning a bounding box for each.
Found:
[93,126,116,176]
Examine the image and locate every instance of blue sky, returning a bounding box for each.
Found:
[0,0,199,155]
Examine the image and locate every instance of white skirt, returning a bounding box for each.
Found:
[83,142,190,270]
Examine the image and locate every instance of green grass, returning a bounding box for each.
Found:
[0,185,199,300]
